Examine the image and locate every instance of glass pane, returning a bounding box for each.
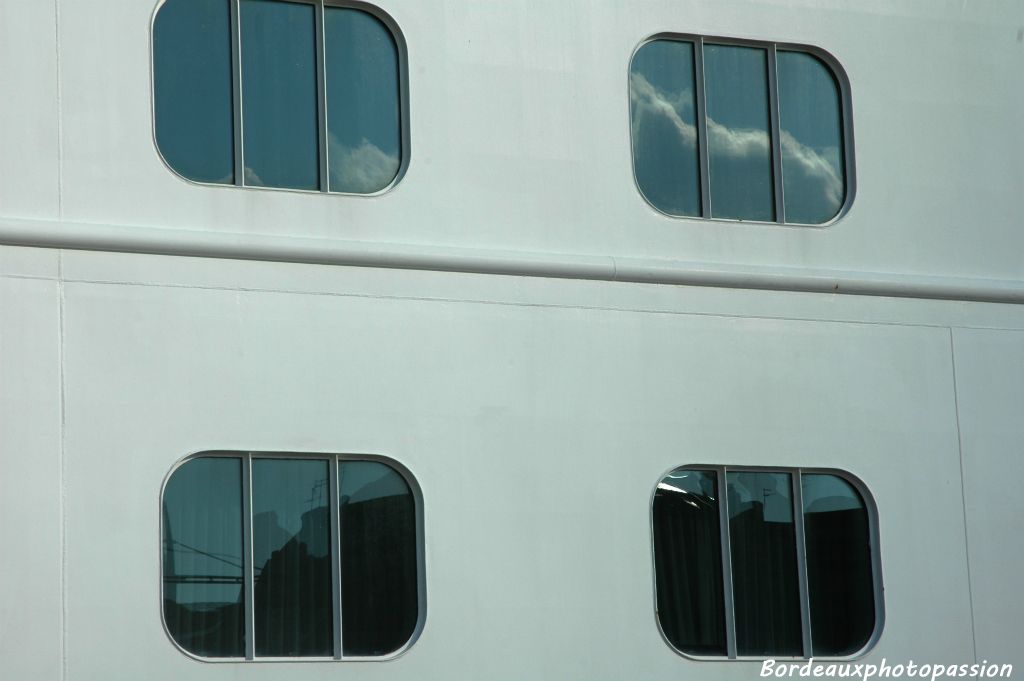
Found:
[652,469,726,655]
[240,0,319,190]
[339,461,418,656]
[727,471,802,656]
[252,459,333,657]
[629,40,702,217]
[704,44,775,221]
[325,8,402,193]
[778,52,845,224]
[153,0,234,184]
[803,474,874,655]
[162,457,244,657]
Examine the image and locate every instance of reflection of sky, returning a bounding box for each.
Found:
[326,8,401,193]
[153,0,234,184]
[241,0,320,190]
[630,40,845,224]
[252,459,330,567]
[802,474,863,514]
[629,40,701,216]
[340,461,410,504]
[163,458,243,605]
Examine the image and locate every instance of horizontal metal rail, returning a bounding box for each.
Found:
[2,216,1023,304]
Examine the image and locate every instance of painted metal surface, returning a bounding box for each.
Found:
[0,0,1022,679]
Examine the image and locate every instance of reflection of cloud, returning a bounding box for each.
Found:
[629,71,697,149]
[778,130,843,214]
[243,165,265,186]
[630,71,843,219]
[328,135,399,194]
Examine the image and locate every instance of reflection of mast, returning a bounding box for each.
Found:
[163,503,176,601]
[306,477,328,511]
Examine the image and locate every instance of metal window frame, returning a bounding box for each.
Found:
[649,464,884,662]
[159,449,427,663]
[149,0,410,197]
[628,32,856,228]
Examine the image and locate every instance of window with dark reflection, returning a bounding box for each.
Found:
[727,471,802,656]
[325,8,402,194]
[802,474,874,656]
[252,458,333,656]
[652,469,726,655]
[777,51,846,224]
[650,466,879,659]
[162,457,245,657]
[629,40,702,217]
[628,36,850,225]
[153,0,234,184]
[339,461,418,656]
[152,0,405,194]
[161,453,423,661]
[241,0,320,190]
[704,44,775,222]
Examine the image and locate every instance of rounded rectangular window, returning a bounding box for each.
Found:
[630,35,852,225]
[162,452,423,660]
[153,0,406,194]
[652,466,881,659]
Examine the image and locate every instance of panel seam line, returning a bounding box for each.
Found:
[948,327,978,662]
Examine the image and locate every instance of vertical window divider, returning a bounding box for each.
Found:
[717,466,738,659]
[766,44,786,223]
[329,457,343,659]
[693,37,711,218]
[229,0,245,187]
[792,469,813,657]
[241,452,256,660]
[314,0,330,192]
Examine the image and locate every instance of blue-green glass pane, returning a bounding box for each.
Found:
[339,461,418,656]
[652,469,726,655]
[704,44,775,221]
[727,471,802,656]
[241,0,319,190]
[778,51,846,224]
[153,0,234,184]
[325,8,401,193]
[252,458,332,657]
[802,474,874,655]
[162,457,244,657]
[629,40,702,217]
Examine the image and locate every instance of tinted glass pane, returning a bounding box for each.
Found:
[778,52,845,224]
[727,471,801,656]
[252,459,332,657]
[241,0,319,190]
[704,45,774,221]
[325,8,401,193]
[339,461,418,656]
[803,474,874,655]
[153,0,234,184]
[629,40,701,217]
[162,457,244,657]
[652,469,726,655]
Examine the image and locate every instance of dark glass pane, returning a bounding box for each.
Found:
[241,0,319,190]
[339,461,418,656]
[704,44,775,221]
[778,52,845,224]
[325,8,401,193]
[652,469,726,655]
[153,0,234,184]
[803,474,875,655]
[727,471,802,656]
[252,459,332,657]
[162,457,244,657]
[629,40,702,217]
